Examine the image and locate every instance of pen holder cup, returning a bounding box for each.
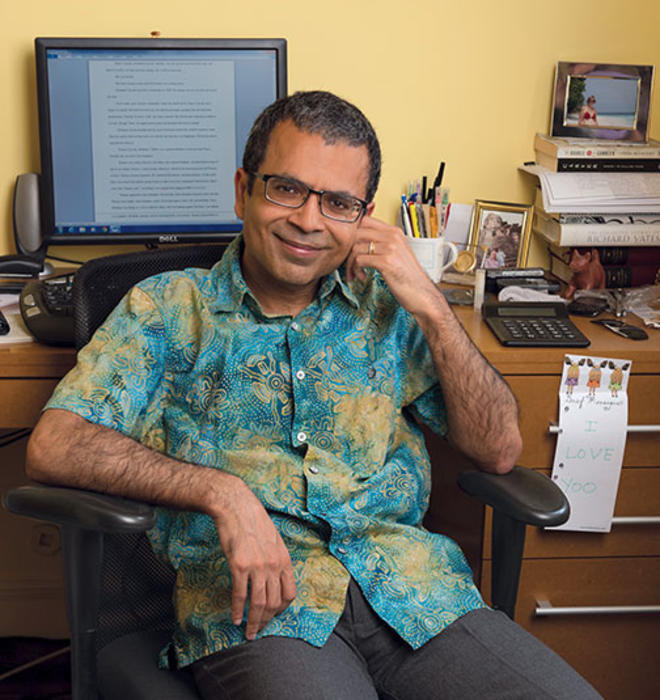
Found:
[407,237,458,283]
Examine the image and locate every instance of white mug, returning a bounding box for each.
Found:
[407,237,458,283]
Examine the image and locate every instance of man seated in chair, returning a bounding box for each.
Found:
[26,91,601,699]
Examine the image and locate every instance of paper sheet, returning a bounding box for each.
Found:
[443,202,473,247]
[519,164,660,213]
[548,353,631,533]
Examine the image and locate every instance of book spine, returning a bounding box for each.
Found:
[556,214,660,224]
[534,134,660,158]
[597,246,660,265]
[603,265,660,287]
[553,158,660,173]
[548,254,660,288]
[544,239,660,264]
[535,218,660,246]
[549,255,571,283]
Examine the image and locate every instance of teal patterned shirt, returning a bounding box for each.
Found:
[46,236,485,668]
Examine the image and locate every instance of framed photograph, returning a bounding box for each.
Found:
[550,62,654,141]
[468,200,533,270]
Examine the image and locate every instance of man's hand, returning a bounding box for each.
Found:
[27,409,297,641]
[346,216,439,316]
[210,481,297,640]
[345,216,522,475]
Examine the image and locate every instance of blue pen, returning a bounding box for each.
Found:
[400,195,413,237]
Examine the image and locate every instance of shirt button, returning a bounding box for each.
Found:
[297,431,307,444]
[308,465,319,474]
[295,369,306,380]
[337,546,347,555]
[291,321,299,331]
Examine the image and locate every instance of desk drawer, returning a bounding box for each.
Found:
[0,379,59,428]
[508,374,660,469]
[481,557,660,700]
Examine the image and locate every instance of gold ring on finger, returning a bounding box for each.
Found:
[368,240,376,255]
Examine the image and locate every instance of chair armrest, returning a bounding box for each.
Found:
[457,466,569,528]
[3,485,156,533]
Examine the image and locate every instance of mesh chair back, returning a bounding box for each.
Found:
[71,244,228,654]
[72,244,229,349]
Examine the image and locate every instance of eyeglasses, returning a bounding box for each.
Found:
[590,319,649,340]
[249,172,368,223]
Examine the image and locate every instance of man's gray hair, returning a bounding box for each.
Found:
[243,91,381,202]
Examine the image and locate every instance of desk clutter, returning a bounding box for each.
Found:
[398,163,452,240]
[19,273,75,345]
[523,133,660,298]
[0,272,75,346]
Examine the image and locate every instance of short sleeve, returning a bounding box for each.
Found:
[45,285,168,440]
[398,313,448,438]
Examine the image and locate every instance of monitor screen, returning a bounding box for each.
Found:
[35,37,287,245]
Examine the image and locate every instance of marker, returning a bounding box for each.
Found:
[429,204,439,238]
[434,162,445,189]
[408,202,420,237]
[421,203,432,238]
[438,187,450,230]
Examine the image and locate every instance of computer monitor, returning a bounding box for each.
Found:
[35,37,287,246]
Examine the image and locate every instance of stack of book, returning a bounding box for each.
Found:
[545,241,660,288]
[534,133,660,173]
[525,138,660,289]
[534,191,660,288]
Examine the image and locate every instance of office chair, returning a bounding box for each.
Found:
[3,245,569,699]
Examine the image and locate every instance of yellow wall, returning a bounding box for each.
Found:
[2,0,660,264]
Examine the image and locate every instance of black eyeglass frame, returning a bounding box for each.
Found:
[248,171,368,223]
[590,319,649,340]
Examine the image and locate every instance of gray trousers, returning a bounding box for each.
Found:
[192,579,602,700]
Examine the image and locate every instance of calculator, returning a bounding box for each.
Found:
[482,302,590,347]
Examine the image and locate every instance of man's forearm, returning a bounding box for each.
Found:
[26,408,240,519]
[27,408,298,637]
[414,293,522,473]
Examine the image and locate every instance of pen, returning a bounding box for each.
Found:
[416,202,427,237]
[444,202,451,231]
[400,195,413,237]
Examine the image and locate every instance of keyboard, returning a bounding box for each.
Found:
[19,273,76,345]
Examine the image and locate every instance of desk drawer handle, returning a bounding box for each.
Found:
[549,423,660,434]
[535,600,660,617]
[612,516,660,525]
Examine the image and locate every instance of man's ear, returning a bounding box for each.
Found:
[234,168,249,220]
[364,202,375,218]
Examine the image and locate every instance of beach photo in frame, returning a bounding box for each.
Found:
[468,200,533,269]
[550,62,654,141]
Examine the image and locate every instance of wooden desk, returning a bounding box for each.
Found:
[0,343,76,428]
[1,315,659,697]
[0,343,76,638]
[451,307,660,700]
